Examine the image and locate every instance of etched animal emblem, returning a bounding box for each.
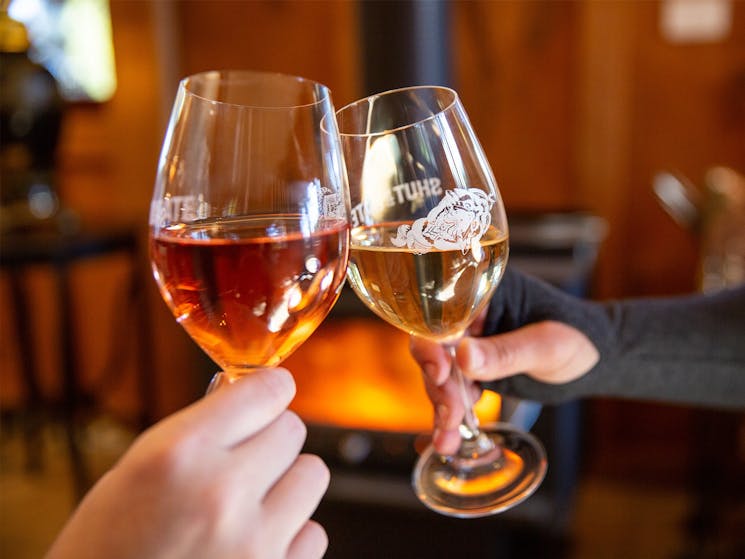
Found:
[391,187,495,253]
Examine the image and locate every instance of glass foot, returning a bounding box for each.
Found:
[412,422,547,518]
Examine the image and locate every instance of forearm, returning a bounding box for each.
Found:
[590,289,745,407]
[483,271,745,409]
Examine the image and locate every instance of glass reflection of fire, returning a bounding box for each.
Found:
[286,318,500,433]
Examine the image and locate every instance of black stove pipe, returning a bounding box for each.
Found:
[359,0,452,95]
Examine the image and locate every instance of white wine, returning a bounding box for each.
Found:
[347,223,508,342]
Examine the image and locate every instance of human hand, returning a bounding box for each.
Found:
[46,368,329,559]
[411,321,598,456]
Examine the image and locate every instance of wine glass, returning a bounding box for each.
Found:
[149,70,350,390]
[333,85,547,517]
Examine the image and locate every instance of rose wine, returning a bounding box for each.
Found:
[347,223,508,342]
[150,215,349,370]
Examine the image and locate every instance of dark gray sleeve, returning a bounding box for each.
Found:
[482,268,745,410]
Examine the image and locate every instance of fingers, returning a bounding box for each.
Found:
[431,424,462,456]
[231,410,308,496]
[263,454,330,551]
[286,520,328,559]
[459,321,599,384]
[412,336,482,456]
[411,321,599,455]
[423,373,466,456]
[167,368,296,448]
[422,374,464,432]
[409,336,450,386]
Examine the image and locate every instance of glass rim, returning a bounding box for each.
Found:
[179,69,332,110]
[334,84,458,137]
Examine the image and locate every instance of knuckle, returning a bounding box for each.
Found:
[118,432,200,496]
[540,321,568,358]
[199,479,233,518]
[140,433,195,480]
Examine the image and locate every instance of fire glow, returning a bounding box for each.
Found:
[287,318,500,433]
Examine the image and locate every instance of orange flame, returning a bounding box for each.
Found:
[286,318,500,433]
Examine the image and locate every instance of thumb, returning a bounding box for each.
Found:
[458,321,599,384]
[458,328,543,381]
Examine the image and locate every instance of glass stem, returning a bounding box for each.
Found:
[206,368,257,394]
[445,343,497,459]
[446,343,480,440]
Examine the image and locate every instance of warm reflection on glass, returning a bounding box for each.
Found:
[287,318,501,433]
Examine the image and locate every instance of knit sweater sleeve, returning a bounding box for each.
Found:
[482,268,745,410]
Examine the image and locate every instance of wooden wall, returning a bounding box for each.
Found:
[454,0,744,298]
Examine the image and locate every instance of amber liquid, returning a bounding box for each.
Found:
[347,223,508,342]
[150,216,349,370]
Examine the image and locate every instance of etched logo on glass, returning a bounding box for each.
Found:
[391,187,495,253]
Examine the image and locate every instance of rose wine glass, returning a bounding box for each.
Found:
[149,70,350,389]
[333,85,546,517]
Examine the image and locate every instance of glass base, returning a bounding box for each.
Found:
[412,422,547,518]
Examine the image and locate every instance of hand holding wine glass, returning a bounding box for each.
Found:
[46,368,330,559]
[334,85,546,517]
[46,71,345,559]
[149,70,350,388]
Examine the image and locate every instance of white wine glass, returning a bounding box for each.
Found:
[149,70,350,390]
[332,85,547,517]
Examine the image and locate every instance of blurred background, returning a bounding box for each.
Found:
[1,0,743,557]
